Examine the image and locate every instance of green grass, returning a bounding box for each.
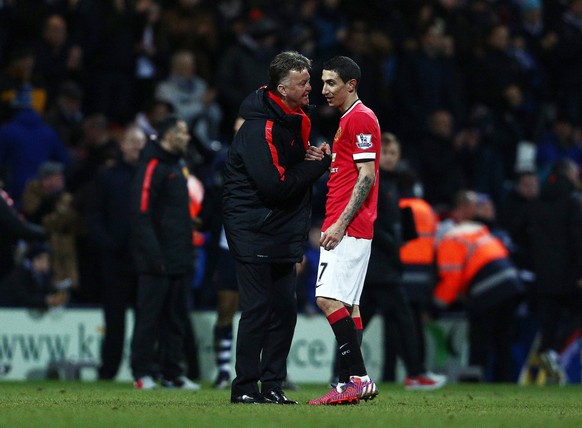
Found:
[0,381,581,428]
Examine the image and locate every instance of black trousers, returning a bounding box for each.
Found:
[99,262,137,379]
[131,273,191,380]
[231,262,297,398]
[468,299,517,382]
[360,283,424,380]
[538,293,582,353]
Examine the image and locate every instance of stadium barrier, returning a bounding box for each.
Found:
[0,308,471,382]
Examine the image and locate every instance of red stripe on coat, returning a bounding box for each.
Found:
[265,120,285,179]
[140,159,159,212]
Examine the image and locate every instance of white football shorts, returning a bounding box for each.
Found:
[315,235,372,306]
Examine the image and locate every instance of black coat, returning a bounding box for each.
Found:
[528,175,582,296]
[0,263,52,308]
[0,190,45,280]
[130,142,194,275]
[365,170,405,286]
[222,87,331,263]
[86,157,137,273]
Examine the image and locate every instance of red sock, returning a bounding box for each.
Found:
[353,316,363,346]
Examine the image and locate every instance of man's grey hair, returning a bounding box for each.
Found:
[267,51,312,91]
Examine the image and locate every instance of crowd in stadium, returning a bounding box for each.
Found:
[1,0,582,384]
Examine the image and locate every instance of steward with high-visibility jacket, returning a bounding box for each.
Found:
[434,221,522,313]
[434,220,523,382]
[399,196,438,367]
[399,197,438,304]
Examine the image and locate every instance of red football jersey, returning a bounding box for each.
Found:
[322,100,381,239]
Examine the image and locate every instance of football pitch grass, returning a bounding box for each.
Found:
[1,381,581,428]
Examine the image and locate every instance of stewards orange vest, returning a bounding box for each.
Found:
[434,221,521,312]
[399,198,437,265]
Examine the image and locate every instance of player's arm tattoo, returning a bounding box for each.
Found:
[338,163,375,226]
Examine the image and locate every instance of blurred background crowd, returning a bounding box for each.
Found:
[1,0,582,383]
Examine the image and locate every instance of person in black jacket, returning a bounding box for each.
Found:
[0,242,67,309]
[0,187,46,282]
[86,124,146,380]
[129,116,199,391]
[359,133,446,390]
[223,51,331,404]
[528,159,582,384]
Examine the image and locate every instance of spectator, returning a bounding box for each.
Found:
[21,161,67,225]
[550,0,582,127]
[527,159,582,384]
[536,114,582,181]
[0,47,48,118]
[0,187,45,281]
[499,171,540,279]
[154,50,222,156]
[77,0,137,123]
[161,0,220,84]
[86,124,146,380]
[467,23,524,110]
[0,242,67,309]
[216,15,279,139]
[394,19,465,151]
[19,160,82,293]
[42,190,82,294]
[420,110,477,210]
[67,113,118,194]
[33,14,82,106]
[473,192,514,251]
[133,0,169,112]
[0,85,69,205]
[44,81,84,150]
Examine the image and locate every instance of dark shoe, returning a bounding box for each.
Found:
[213,371,230,390]
[263,387,298,404]
[231,392,273,404]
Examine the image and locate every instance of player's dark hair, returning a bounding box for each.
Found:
[323,56,361,87]
[268,51,312,91]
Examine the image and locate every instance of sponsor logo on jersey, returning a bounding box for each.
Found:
[356,133,373,149]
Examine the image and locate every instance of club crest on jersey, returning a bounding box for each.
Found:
[334,127,342,143]
[356,134,373,149]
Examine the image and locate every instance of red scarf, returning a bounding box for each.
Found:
[267,90,311,150]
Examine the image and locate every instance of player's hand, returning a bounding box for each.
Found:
[305,145,325,161]
[320,223,345,251]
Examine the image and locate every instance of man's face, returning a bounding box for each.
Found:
[321,69,350,110]
[281,69,312,110]
[517,174,539,200]
[379,142,400,172]
[32,252,51,275]
[121,128,146,164]
[167,120,191,155]
[41,173,65,194]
